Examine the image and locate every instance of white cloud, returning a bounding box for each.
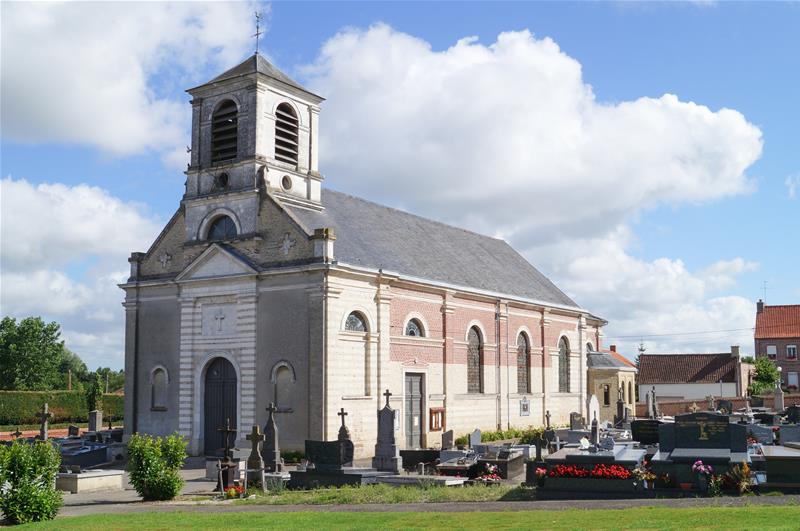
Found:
[787,174,799,199]
[0,2,256,166]
[305,25,763,355]
[0,178,161,369]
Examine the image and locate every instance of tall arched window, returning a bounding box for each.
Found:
[405,318,424,337]
[603,384,610,406]
[558,337,570,393]
[517,332,530,394]
[275,103,299,165]
[151,367,168,411]
[345,312,367,332]
[274,365,293,411]
[628,381,633,405]
[207,215,237,241]
[467,326,483,393]
[211,100,238,163]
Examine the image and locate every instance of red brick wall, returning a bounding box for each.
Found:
[755,337,800,389]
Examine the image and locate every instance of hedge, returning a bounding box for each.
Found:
[0,391,124,425]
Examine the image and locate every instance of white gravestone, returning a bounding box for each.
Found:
[587,395,600,427]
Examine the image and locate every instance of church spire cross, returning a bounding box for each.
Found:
[383,389,392,408]
[253,11,264,55]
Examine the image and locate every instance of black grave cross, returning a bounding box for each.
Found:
[545,410,551,429]
[11,427,23,439]
[217,417,238,459]
[383,389,392,408]
[337,407,351,441]
[38,403,52,441]
[338,407,348,426]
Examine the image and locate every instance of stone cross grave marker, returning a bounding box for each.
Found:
[337,407,351,441]
[263,403,283,473]
[38,403,52,441]
[469,429,482,448]
[11,427,22,439]
[372,389,402,473]
[545,410,552,429]
[246,425,265,476]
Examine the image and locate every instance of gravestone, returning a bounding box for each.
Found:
[569,412,584,431]
[631,419,662,446]
[305,439,354,471]
[245,425,265,483]
[38,403,52,441]
[778,425,800,444]
[88,410,102,433]
[372,389,402,473]
[590,414,600,446]
[750,395,764,408]
[615,395,625,426]
[786,405,800,425]
[587,395,600,427]
[775,381,785,412]
[652,387,661,418]
[545,410,552,429]
[748,424,775,445]
[262,403,283,473]
[68,425,80,437]
[441,430,454,450]
[646,390,655,419]
[717,400,734,415]
[469,429,481,448]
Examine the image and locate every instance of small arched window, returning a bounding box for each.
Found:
[207,215,237,241]
[405,319,424,337]
[558,337,571,393]
[345,312,367,332]
[603,384,610,406]
[275,103,299,165]
[211,100,238,163]
[275,366,293,411]
[517,332,530,394]
[151,367,168,411]
[467,326,483,393]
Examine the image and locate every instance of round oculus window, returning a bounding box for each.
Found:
[281,175,292,191]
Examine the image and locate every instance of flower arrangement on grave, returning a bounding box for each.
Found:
[692,460,713,477]
[547,464,632,480]
[534,467,547,487]
[477,463,502,482]
[721,463,751,495]
[225,485,246,499]
[632,463,656,489]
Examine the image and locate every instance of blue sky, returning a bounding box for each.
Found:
[1,2,798,369]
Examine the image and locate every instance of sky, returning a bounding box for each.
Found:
[1,1,798,370]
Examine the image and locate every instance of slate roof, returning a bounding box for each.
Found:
[206,54,319,97]
[755,304,800,339]
[588,351,635,371]
[284,189,580,309]
[637,353,738,385]
[607,350,637,369]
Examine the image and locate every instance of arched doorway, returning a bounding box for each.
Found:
[204,357,237,456]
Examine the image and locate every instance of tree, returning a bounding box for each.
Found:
[93,367,125,393]
[0,317,66,390]
[85,372,103,412]
[748,357,780,396]
[58,348,89,391]
[741,356,756,364]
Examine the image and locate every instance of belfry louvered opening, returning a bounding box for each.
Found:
[275,103,299,165]
[211,100,238,163]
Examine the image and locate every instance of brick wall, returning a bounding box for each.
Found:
[755,337,800,389]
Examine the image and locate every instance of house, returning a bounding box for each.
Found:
[637,346,751,402]
[587,345,637,423]
[755,300,800,391]
[120,52,607,457]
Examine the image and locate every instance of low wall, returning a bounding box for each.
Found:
[634,394,800,417]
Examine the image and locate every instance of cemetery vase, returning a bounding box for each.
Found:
[697,474,709,494]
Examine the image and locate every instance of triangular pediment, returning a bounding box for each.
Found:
[176,244,257,282]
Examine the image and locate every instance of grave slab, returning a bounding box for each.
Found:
[56,469,123,494]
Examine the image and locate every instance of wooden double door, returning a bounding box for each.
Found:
[204,357,237,456]
[404,373,424,449]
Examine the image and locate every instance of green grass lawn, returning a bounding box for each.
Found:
[237,483,535,505]
[18,506,800,530]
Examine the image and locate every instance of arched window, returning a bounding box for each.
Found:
[274,366,293,411]
[275,103,299,165]
[603,384,610,406]
[151,367,168,411]
[558,337,570,393]
[467,326,483,393]
[517,332,530,394]
[628,381,633,404]
[207,215,237,241]
[345,312,367,332]
[405,319,424,337]
[211,100,238,163]
[621,383,626,402]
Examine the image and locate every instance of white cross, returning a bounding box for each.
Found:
[280,233,295,256]
[213,309,226,332]
[158,253,172,269]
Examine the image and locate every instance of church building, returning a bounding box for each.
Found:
[121,53,607,457]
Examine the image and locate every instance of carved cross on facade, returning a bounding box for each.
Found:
[214,308,226,332]
[280,233,296,256]
[383,389,392,408]
[158,252,172,269]
[38,403,52,441]
[545,410,551,429]
[217,417,237,459]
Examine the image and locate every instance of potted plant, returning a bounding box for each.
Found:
[632,463,656,490]
[692,460,714,493]
[476,463,502,485]
[534,467,547,487]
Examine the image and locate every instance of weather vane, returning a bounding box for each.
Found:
[253,12,263,55]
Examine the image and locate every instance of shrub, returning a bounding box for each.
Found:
[0,441,63,524]
[455,426,548,447]
[127,433,187,501]
[0,391,123,425]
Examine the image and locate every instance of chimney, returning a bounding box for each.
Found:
[610,345,617,352]
[731,345,740,358]
[757,299,764,313]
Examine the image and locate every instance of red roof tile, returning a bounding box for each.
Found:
[637,353,738,385]
[605,350,637,368]
[755,304,800,339]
